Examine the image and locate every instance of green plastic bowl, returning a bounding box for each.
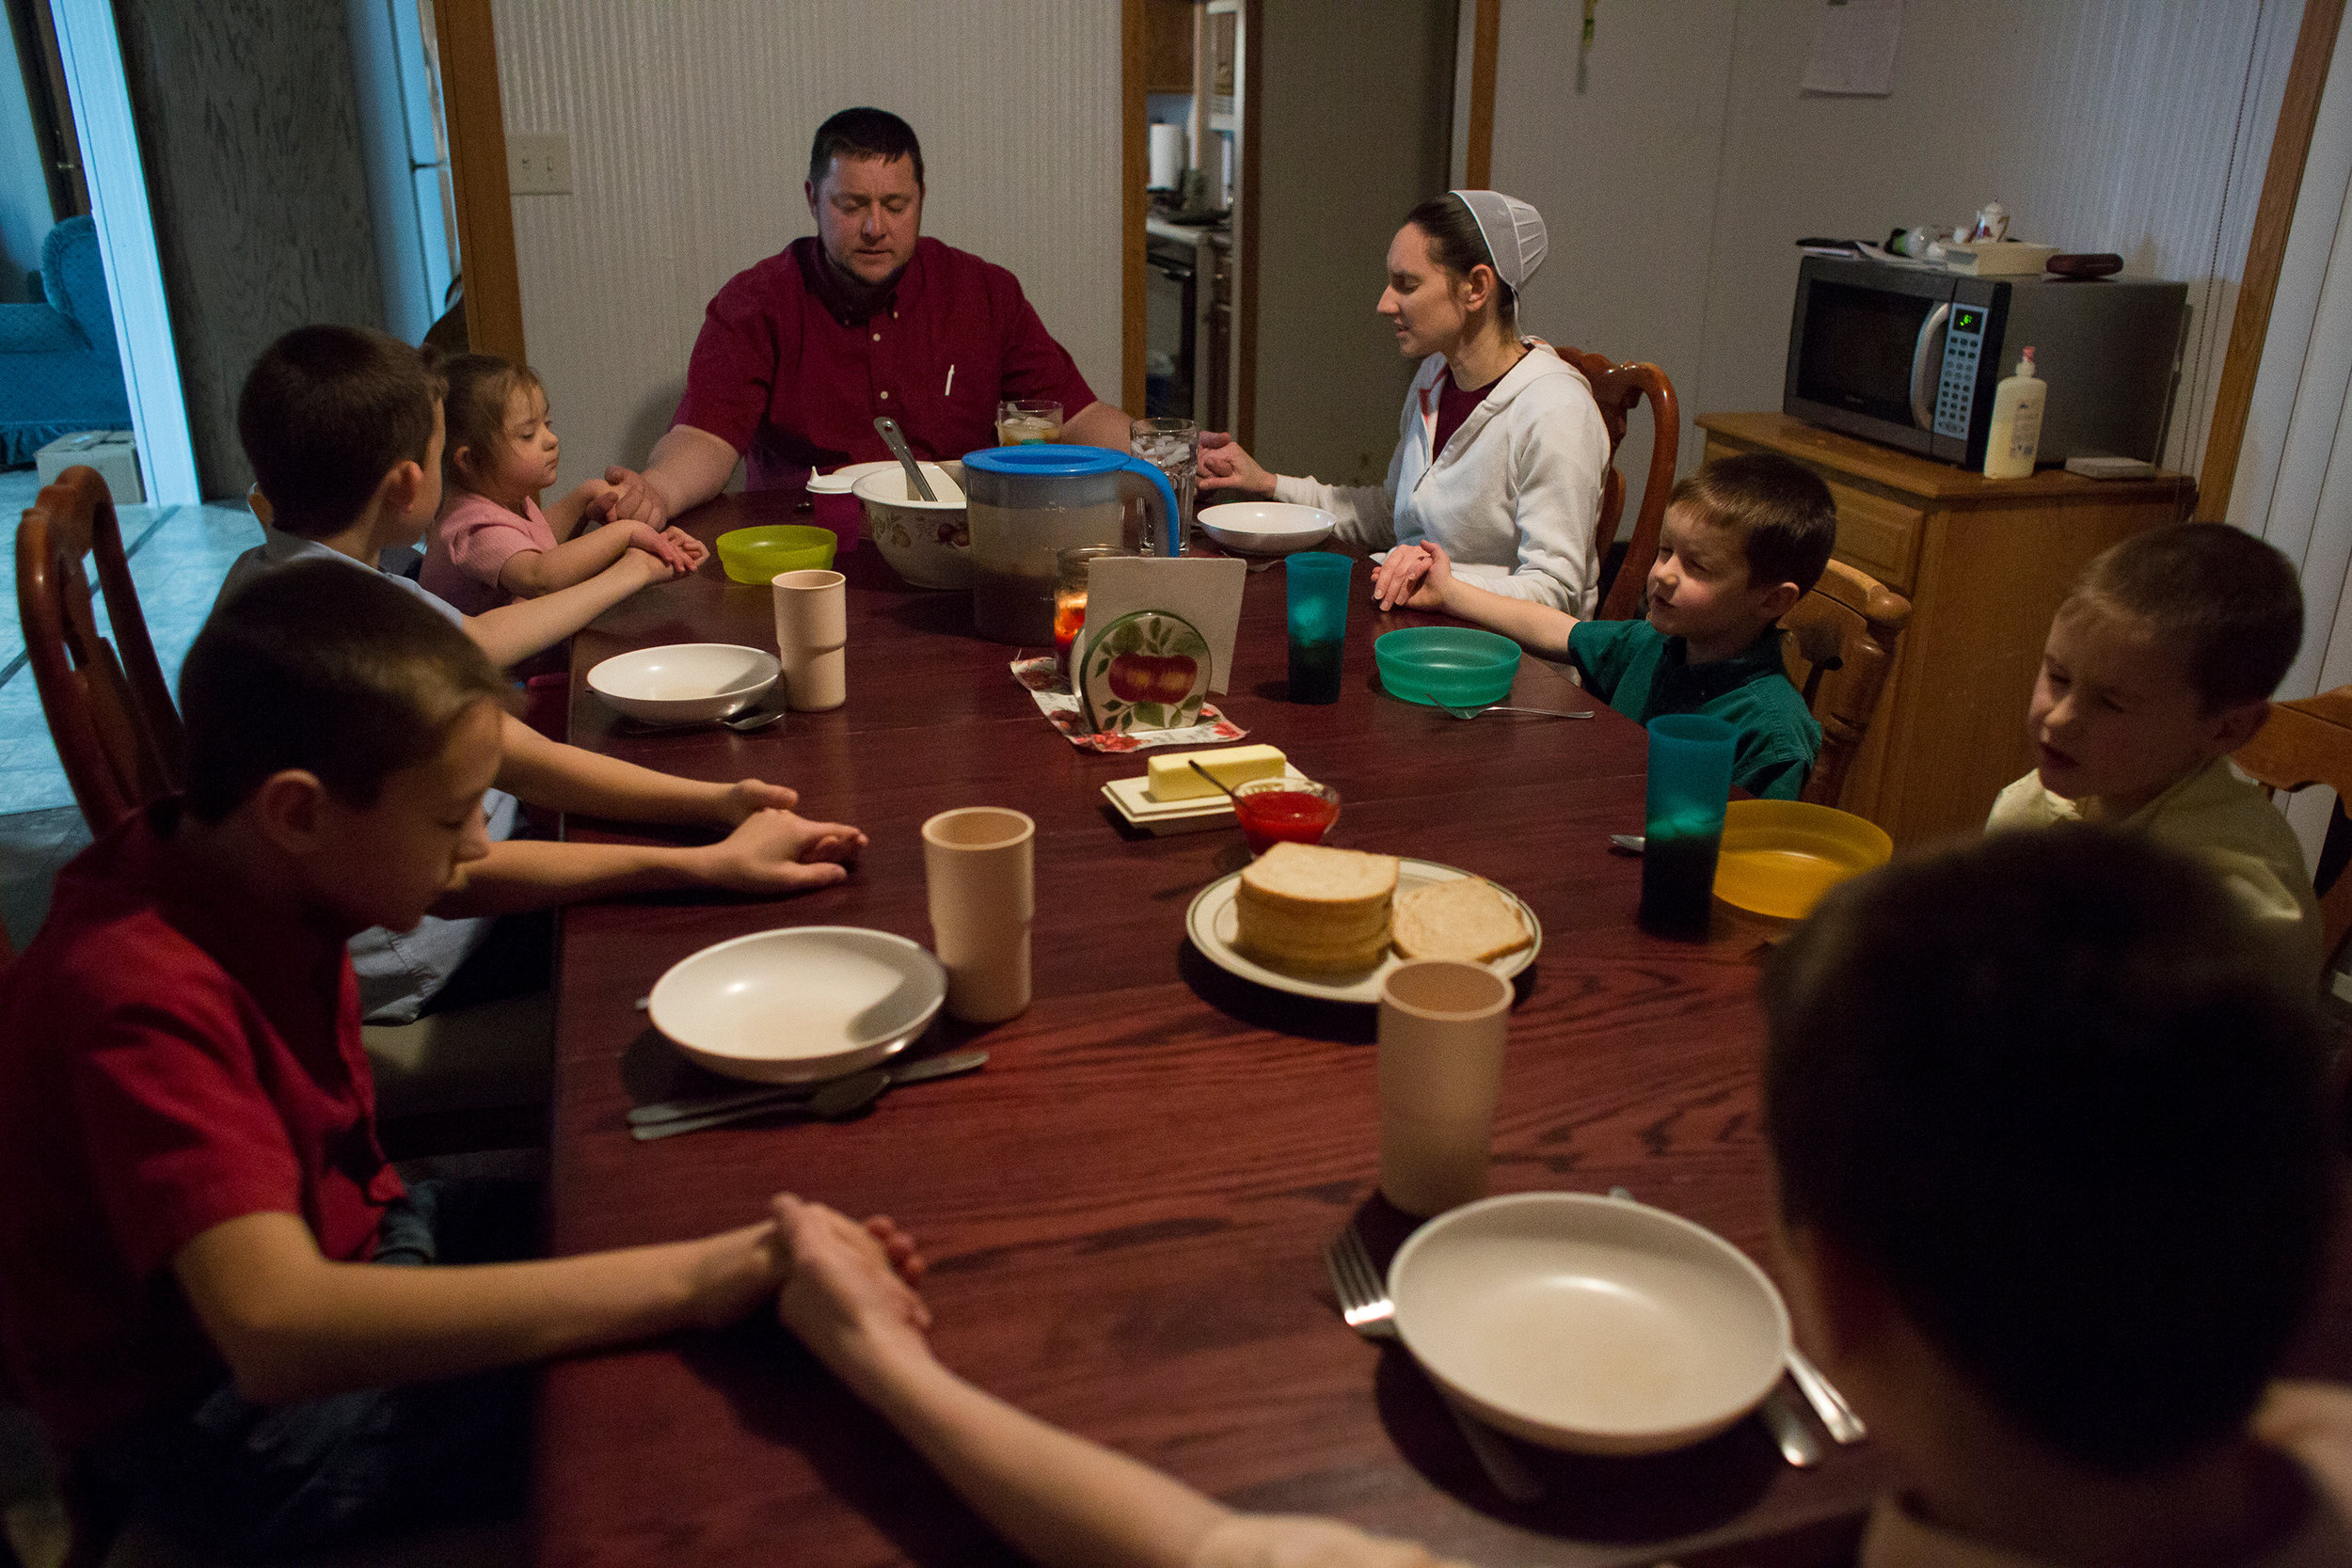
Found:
[715,524,837,584]
[1375,626,1522,708]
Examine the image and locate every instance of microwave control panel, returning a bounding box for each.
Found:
[1934,306,1989,439]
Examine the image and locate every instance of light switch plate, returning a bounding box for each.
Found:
[509,133,571,195]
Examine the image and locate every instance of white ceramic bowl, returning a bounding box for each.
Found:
[1389,1192,1791,1455]
[1199,501,1337,556]
[586,643,780,723]
[647,927,948,1085]
[855,461,971,590]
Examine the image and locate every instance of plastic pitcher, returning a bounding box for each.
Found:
[960,444,1182,643]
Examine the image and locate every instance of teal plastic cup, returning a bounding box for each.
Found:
[1640,714,1736,939]
[1286,551,1352,704]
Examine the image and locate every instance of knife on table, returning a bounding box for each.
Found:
[628,1050,987,1131]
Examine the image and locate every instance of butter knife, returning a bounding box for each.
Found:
[628,1050,987,1129]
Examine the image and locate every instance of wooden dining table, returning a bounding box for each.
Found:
[532,490,2348,1568]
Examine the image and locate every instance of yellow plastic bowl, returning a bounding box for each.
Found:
[715,524,837,584]
[1711,799,1893,921]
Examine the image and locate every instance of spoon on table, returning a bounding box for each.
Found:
[1437,703,1595,721]
[631,1068,890,1140]
[874,416,937,501]
[620,705,785,735]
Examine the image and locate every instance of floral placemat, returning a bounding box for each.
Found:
[1010,656,1247,753]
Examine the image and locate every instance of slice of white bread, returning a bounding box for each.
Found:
[1390,876,1532,964]
[1233,842,1399,974]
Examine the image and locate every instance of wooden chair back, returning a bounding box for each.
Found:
[16,466,184,834]
[1780,558,1913,810]
[2233,687,2352,974]
[1549,344,1679,622]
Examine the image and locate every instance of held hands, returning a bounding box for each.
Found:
[596,465,672,531]
[772,1195,933,1380]
[611,519,697,574]
[1197,432,1277,499]
[696,808,867,894]
[1371,541,1454,611]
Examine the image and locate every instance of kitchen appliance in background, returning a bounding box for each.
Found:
[1783,256,2187,469]
[1147,219,1230,429]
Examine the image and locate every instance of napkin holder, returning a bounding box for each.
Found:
[1074,557,1245,735]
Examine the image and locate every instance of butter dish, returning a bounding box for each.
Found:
[1103,765,1311,835]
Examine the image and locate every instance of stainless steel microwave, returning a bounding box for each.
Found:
[1783,256,2189,468]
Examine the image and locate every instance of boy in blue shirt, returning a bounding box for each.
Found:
[1381,451,1836,799]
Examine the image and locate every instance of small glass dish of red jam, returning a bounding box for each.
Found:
[1232,778,1342,855]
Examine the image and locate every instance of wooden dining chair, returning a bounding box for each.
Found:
[2233,687,2352,976]
[1780,558,1913,811]
[1550,345,1679,622]
[16,465,184,834]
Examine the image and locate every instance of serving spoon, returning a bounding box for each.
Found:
[874,416,937,501]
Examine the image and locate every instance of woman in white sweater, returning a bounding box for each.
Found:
[1200,191,1609,616]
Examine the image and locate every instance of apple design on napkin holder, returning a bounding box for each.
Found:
[1079,610,1212,733]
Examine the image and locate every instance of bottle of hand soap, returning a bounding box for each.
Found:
[1982,347,2045,479]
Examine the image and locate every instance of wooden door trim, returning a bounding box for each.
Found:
[431,0,525,363]
[2196,0,2345,522]
[1464,0,1499,188]
[1122,0,1147,415]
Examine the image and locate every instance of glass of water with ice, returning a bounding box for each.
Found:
[1130,418,1199,553]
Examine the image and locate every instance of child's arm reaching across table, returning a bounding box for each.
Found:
[1373,541,1580,657]
[771,1196,1464,1568]
[429,808,866,912]
[461,548,682,667]
[494,481,704,599]
[491,715,833,832]
[171,1199,924,1407]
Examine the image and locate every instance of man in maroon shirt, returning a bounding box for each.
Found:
[621,107,1133,526]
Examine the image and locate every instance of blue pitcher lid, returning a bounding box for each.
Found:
[960,442,1131,477]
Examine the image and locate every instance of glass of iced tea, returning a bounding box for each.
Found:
[997,399,1063,445]
[1232,779,1342,856]
[1053,544,1132,685]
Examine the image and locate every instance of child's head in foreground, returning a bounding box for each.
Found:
[1764,825,2332,1476]
[1646,452,1837,651]
[439,352,559,511]
[182,561,512,933]
[237,325,446,542]
[2029,523,2302,811]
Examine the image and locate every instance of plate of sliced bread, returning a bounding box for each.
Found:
[1185,842,1540,1003]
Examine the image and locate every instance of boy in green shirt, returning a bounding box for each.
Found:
[1378,451,1837,799]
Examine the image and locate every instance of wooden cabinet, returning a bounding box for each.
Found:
[1697,413,2195,845]
[1144,0,1196,94]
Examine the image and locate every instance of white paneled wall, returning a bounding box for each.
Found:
[2227,18,2351,863]
[1492,0,2304,505]
[487,0,1121,497]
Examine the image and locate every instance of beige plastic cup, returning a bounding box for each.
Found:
[1376,959,1514,1216]
[771,568,847,711]
[921,807,1035,1023]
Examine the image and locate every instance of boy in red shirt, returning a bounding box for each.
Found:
[0,563,918,1559]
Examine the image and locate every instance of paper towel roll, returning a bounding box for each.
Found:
[1149,123,1185,191]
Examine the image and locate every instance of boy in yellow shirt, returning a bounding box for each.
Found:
[1989,523,2321,980]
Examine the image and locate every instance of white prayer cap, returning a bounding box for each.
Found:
[1449,190,1547,292]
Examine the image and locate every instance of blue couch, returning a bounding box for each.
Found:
[0,215,133,465]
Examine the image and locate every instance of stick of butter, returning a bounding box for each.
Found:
[1147,744,1288,802]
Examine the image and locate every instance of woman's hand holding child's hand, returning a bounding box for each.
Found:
[700,809,867,893]
[1197,432,1277,499]
[773,1195,933,1384]
[1372,542,1454,611]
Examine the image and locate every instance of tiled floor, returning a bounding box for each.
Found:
[0,464,260,946]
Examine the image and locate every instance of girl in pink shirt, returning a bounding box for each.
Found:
[422,355,705,615]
